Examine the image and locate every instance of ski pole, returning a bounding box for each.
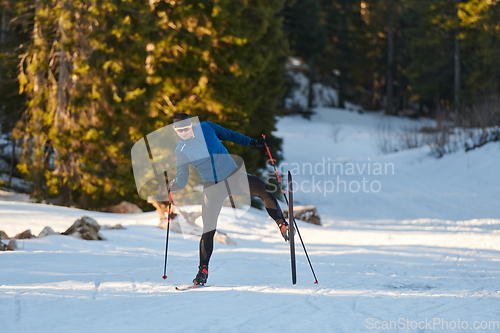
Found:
[262,134,319,284]
[162,189,172,280]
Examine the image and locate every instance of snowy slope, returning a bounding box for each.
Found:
[278,108,500,221]
[2,107,500,333]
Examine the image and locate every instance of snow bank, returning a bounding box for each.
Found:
[2,108,500,333]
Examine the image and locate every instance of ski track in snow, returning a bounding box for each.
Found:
[1,108,500,332]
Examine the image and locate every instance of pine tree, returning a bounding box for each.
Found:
[284,0,324,108]
[14,0,58,198]
[149,0,289,178]
[0,0,29,186]
[0,1,26,137]
[16,0,158,208]
[14,0,289,208]
[320,0,371,109]
[386,0,395,115]
[404,0,456,121]
[459,0,500,103]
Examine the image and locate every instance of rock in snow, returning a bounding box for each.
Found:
[283,205,322,226]
[0,230,9,240]
[111,201,143,214]
[147,196,178,220]
[213,230,237,246]
[15,229,36,239]
[38,226,58,238]
[0,239,17,251]
[62,216,105,241]
[7,238,18,250]
[101,224,126,230]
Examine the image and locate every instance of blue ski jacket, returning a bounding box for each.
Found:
[174,121,251,188]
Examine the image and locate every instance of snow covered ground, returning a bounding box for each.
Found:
[2,108,500,333]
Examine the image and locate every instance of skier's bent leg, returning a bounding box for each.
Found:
[247,174,285,223]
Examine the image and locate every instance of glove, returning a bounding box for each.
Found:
[277,220,290,242]
[168,181,180,191]
[249,138,270,147]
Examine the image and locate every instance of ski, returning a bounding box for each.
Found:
[288,171,297,285]
[175,284,213,291]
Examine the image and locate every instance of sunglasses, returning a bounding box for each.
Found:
[174,124,192,133]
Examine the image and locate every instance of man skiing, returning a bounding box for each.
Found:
[169,113,290,285]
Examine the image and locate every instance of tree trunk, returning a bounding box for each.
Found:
[454,0,461,125]
[338,0,348,109]
[55,0,70,130]
[436,91,442,130]
[42,141,52,202]
[396,1,405,113]
[386,0,395,115]
[8,139,16,187]
[372,71,379,109]
[1,8,6,45]
[54,0,73,206]
[307,55,315,109]
[33,0,43,95]
[0,8,5,84]
[30,0,46,198]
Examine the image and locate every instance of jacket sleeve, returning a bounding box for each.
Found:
[174,149,190,189]
[205,121,252,145]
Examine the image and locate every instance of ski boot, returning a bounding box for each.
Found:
[193,265,208,285]
[277,219,290,242]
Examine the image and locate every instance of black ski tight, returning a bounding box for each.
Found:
[199,173,284,266]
